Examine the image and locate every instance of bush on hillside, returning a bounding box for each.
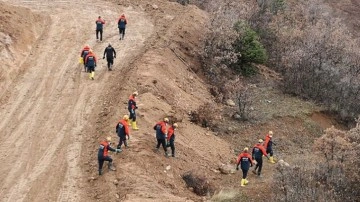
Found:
[250,0,360,120]
[273,119,360,201]
[229,21,268,76]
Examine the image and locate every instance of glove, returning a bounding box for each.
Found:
[103,56,105,59]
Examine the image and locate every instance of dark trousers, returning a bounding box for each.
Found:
[129,109,136,121]
[266,148,273,157]
[254,157,263,175]
[106,58,114,68]
[98,156,112,171]
[242,169,249,179]
[119,28,125,39]
[87,65,95,73]
[167,139,175,156]
[117,135,127,149]
[96,29,103,41]
[156,139,167,152]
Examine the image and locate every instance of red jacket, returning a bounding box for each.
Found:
[80,45,90,57]
[128,95,136,110]
[264,134,271,149]
[100,141,110,157]
[85,52,97,64]
[252,143,268,159]
[236,152,254,165]
[167,126,175,141]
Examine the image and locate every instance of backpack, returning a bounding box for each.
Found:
[82,50,89,58]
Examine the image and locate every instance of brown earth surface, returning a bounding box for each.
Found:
[0,0,354,202]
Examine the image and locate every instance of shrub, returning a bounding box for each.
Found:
[273,119,360,201]
[229,21,268,76]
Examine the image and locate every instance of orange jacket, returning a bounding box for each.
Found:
[100,141,110,157]
[236,152,254,165]
[167,126,175,141]
[118,119,130,136]
[85,52,97,64]
[264,134,271,149]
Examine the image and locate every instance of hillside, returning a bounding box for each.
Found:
[0,0,357,202]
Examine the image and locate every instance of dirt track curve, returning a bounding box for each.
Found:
[0,0,152,201]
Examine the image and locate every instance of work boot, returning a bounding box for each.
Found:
[108,162,116,171]
[99,169,103,175]
[171,153,175,157]
[125,143,129,148]
[269,156,276,164]
[131,121,139,130]
[240,179,245,187]
[244,179,249,185]
[164,151,169,157]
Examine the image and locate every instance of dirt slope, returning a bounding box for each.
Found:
[0,0,234,201]
[0,0,154,201]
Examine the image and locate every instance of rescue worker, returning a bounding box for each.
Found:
[103,43,116,71]
[117,14,127,40]
[95,16,106,41]
[98,136,121,175]
[85,49,97,80]
[252,139,269,177]
[128,92,139,130]
[167,123,178,157]
[236,147,254,187]
[154,117,169,157]
[80,44,91,72]
[116,115,130,149]
[264,131,276,164]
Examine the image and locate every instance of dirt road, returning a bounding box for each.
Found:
[0,0,152,201]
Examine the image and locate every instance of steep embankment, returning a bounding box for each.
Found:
[0,2,46,102]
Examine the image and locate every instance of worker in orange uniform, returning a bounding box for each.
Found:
[85,49,97,80]
[116,115,130,150]
[95,16,106,41]
[80,44,91,72]
[128,92,139,130]
[154,118,169,157]
[167,123,178,157]
[98,136,121,175]
[252,139,269,177]
[236,147,254,187]
[117,14,127,40]
[264,131,276,164]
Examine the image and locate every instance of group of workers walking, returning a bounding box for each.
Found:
[236,131,276,187]
[79,14,128,80]
[97,91,179,175]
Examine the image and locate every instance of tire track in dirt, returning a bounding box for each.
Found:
[0,0,153,201]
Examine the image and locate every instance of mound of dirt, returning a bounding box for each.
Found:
[0,2,46,99]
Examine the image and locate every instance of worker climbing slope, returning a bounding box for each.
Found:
[85,49,97,80]
[252,139,269,177]
[264,131,276,164]
[98,136,121,175]
[236,147,254,187]
[128,92,139,130]
[154,117,169,157]
[116,115,130,150]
